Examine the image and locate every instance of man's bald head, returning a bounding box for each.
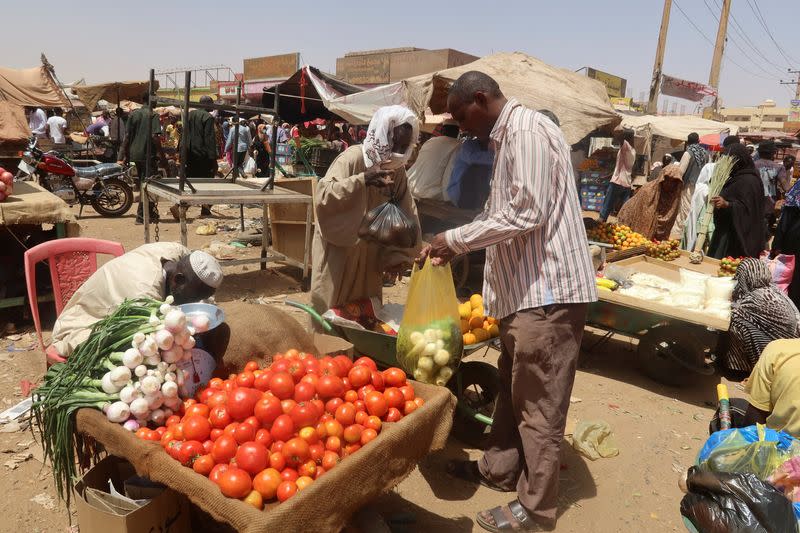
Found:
[446,71,507,141]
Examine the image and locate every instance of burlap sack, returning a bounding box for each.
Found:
[206,301,317,376]
[75,380,456,533]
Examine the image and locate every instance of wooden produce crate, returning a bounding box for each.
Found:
[269,177,315,265]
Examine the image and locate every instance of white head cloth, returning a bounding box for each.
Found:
[362,105,419,169]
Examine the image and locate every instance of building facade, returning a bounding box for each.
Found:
[721,99,792,132]
[335,48,478,86]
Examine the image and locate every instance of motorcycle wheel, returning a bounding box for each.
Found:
[90,178,133,217]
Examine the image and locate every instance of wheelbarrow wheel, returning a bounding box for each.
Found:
[447,361,499,448]
[637,324,716,387]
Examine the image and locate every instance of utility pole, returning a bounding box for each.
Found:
[647,0,672,114]
[780,69,800,100]
[707,0,731,116]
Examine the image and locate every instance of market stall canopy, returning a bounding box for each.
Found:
[740,130,795,141]
[699,133,724,151]
[618,113,738,141]
[325,52,620,144]
[73,81,157,112]
[262,66,363,123]
[0,65,69,108]
[0,101,30,143]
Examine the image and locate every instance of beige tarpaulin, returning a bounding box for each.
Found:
[0,181,77,226]
[618,113,738,141]
[326,52,620,144]
[0,66,68,108]
[73,81,156,111]
[0,101,30,143]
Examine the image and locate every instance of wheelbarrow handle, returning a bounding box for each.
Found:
[284,300,335,334]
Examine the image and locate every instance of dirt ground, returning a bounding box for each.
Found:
[0,200,731,532]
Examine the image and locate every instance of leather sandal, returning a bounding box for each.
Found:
[476,500,549,532]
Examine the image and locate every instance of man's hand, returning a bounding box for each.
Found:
[364,165,394,188]
[710,196,729,209]
[418,233,456,266]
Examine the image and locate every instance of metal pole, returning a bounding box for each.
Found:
[145,70,154,183]
[179,71,191,193]
[647,0,671,115]
[267,87,278,191]
[232,84,241,183]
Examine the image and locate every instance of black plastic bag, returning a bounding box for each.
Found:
[358,197,418,248]
[680,466,797,533]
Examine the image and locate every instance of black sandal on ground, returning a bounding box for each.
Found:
[476,500,548,532]
[445,460,510,492]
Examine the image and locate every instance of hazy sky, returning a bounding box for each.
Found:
[4,0,798,109]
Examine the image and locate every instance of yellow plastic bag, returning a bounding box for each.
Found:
[396,258,463,385]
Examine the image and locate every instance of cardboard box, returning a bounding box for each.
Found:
[75,456,191,533]
[314,333,354,357]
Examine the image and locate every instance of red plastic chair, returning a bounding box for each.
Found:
[24,238,125,363]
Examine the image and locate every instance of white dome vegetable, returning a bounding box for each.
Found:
[154,329,174,351]
[129,397,150,418]
[433,349,451,367]
[122,348,144,369]
[423,343,437,357]
[106,402,131,423]
[164,309,187,333]
[101,373,121,394]
[417,356,434,372]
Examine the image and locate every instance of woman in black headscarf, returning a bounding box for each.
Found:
[707,143,765,259]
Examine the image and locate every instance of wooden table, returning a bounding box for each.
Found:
[142,178,313,279]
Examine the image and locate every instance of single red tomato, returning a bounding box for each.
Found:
[255,428,273,448]
[277,480,297,502]
[243,489,263,510]
[354,410,368,425]
[282,437,310,466]
[343,443,362,456]
[206,391,228,409]
[243,416,260,430]
[357,385,375,401]
[325,397,344,415]
[235,441,268,475]
[209,463,230,485]
[385,407,403,422]
[296,475,314,491]
[324,419,344,439]
[183,415,211,442]
[186,403,211,419]
[269,372,295,400]
[227,387,262,422]
[223,380,237,394]
[244,361,260,373]
[135,428,153,441]
[382,367,407,388]
[270,440,285,454]
[315,466,326,479]
[269,451,286,471]
[236,371,255,388]
[160,430,175,447]
[210,428,224,441]
[155,426,167,438]
[218,467,252,499]
[202,439,214,454]
[270,414,295,442]
[384,387,405,410]
[322,450,340,471]
[253,468,281,500]
[166,415,181,427]
[280,468,298,482]
[179,440,205,466]
[333,355,353,377]
[317,375,345,400]
[309,442,325,464]
[404,400,418,415]
[399,385,416,402]
[347,365,372,389]
[193,454,215,476]
[344,389,358,403]
[232,423,256,444]
[319,357,339,377]
[253,371,272,392]
[298,426,319,445]
[211,434,238,464]
[285,348,300,359]
[290,402,321,429]
[365,391,389,418]
[361,428,378,445]
[370,371,385,392]
[353,356,378,371]
[298,460,317,478]
[209,406,232,429]
[197,387,216,405]
[335,403,357,426]
[293,382,316,402]
[364,416,382,432]
[342,424,364,444]
[303,358,321,376]
[300,373,319,388]
[166,440,182,461]
[414,397,426,408]
[254,396,282,427]
[270,359,289,374]
[286,359,306,383]
[325,436,342,453]
[281,399,297,414]
[311,399,325,416]
[208,377,224,390]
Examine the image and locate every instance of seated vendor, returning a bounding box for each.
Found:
[49,242,223,359]
[710,339,800,438]
[310,105,421,313]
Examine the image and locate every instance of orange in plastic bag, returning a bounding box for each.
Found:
[396,258,463,385]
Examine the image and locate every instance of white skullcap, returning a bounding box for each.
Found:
[189,251,223,288]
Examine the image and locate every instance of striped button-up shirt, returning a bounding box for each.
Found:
[445,99,597,319]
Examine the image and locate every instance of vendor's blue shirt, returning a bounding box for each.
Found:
[446,139,494,209]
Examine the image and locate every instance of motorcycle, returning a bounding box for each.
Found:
[15,137,134,218]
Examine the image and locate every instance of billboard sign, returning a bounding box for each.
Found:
[586,67,628,98]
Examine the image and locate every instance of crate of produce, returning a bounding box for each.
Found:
[76,378,456,533]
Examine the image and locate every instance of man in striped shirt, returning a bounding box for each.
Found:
[423,71,597,532]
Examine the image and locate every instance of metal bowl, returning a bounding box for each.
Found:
[178,303,225,331]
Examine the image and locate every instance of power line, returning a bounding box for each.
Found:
[701,0,785,79]
[713,0,788,72]
[745,0,799,67]
[672,0,779,81]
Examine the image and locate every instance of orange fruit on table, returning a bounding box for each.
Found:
[468,316,484,330]
[488,324,500,337]
[469,294,483,308]
[472,328,490,343]
[471,307,485,318]
[460,319,470,334]
[463,332,477,346]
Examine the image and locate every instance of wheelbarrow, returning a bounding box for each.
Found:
[286,301,499,447]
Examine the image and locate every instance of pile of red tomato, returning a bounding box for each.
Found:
[135,351,423,509]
